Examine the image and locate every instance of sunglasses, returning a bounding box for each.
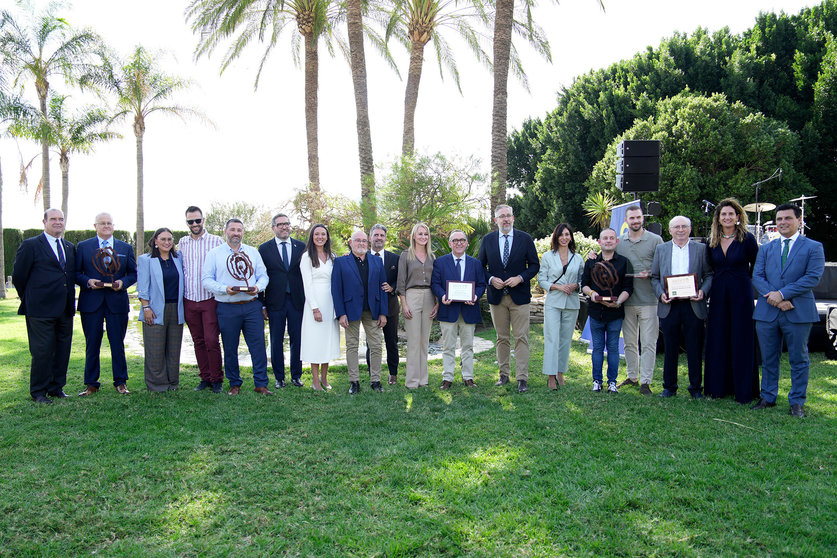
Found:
[187,218,203,225]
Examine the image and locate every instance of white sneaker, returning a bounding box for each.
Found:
[607,381,618,393]
[592,380,602,392]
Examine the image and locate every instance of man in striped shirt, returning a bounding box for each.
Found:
[178,206,224,393]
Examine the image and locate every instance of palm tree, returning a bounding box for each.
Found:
[187,0,343,198]
[0,6,101,211]
[105,46,204,259]
[385,0,490,155]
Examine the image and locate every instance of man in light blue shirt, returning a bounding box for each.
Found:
[202,219,271,395]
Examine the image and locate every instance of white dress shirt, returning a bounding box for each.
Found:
[671,241,690,275]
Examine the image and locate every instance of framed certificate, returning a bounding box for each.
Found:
[665,273,697,299]
[446,280,475,302]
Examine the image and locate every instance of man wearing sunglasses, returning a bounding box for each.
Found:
[178,206,224,393]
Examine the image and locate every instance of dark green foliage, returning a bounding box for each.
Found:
[141,229,190,253]
[3,228,23,277]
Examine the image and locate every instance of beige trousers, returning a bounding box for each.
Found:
[404,288,435,388]
[489,295,530,381]
[622,304,658,385]
[440,315,476,382]
[345,311,383,383]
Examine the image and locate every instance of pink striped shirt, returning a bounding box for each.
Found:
[178,231,224,302]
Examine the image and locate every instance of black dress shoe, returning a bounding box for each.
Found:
[33,395,53,404]
[47,390,68,398]
[659,389,676,398]
[291,379,304,388]
[789,404,805,417]
[691,391,703,400]
[194,380,211,391]
[349,381,360,395]
[495,375,509,386]
[275,379,286,388]
[751,398,776,410]
[211,381,224,393]
[370,381,383,392]
[517,380,528,393]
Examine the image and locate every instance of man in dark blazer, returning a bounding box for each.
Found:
[12,209,77,403]
[75,212,137,396]
[651,215,713,399]
[478,204,540,393]
[367,223,400,385]
[258,213,306,388]
[332,230,388,394]
[432,230,487,388]
[751,203,824,418]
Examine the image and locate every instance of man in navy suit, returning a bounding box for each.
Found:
[367,224,400,385]
[751,203,825,418]
[332,230,388,394]
[432,230,487,389]
[258,213,306,388]
[12,209,77,403]
[75,212,137,396]
[478,204,540,393]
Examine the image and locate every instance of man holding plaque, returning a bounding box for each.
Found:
[581,228,633,393]
[651,216,713,399]
[202,219,271,396]
[478,204,540,393]
[75,212,137,396]
[431,230,487,388]
[751,203,824,418]
[258,213,306,388]
[13,209,77,403]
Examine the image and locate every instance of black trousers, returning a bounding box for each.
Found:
[660,300,704,395]
[366,313,399,376]
[26,315,73,398]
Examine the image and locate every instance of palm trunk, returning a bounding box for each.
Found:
[59,152,69,223]
[346,0,376,228]
[135,118,145,260]
[304,33,320,196]
[38,91,50,211]
[490,0,514,217]
[0,155,5,299]
[402,40,426,156]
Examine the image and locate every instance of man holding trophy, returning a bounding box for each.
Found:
[202,219,271,395]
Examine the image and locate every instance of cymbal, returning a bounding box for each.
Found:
[789,195,817,202]
[743,202,776,212]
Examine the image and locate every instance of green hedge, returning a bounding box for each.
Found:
[3,229,23,278]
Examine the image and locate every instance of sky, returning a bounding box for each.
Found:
[0,0,818,232]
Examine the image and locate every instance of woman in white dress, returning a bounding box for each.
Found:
[300,224,341,390]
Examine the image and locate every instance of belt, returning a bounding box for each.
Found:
[224,299,255,305]
[409,285,431,289]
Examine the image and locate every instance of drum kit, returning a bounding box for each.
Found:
[742,195,816,243]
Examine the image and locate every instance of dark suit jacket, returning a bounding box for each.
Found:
[651,240,713,319]
[370,249,400,316]
[331,253,388,321]
[477,229,540,305]
[12,234,76,318]
[75,237,137,314]
[752,235,824,324]
[258,237,306,311]
[431,253,487,324]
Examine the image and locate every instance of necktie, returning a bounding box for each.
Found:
[502,235,510,267]
[375,252,382,260]
[455,258,462,281]
[281,241,289,269]
[56,238,65,269]
[781,238,790,269]
[102,239,111,264]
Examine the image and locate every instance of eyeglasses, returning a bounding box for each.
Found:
[186,219,203,225]
[496,214,513,220]
[671,225,690,230]
[96,222,113,226]
[273,222,291,227]
[450,238,467,244]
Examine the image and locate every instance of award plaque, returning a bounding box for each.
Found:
[226,251,256,293]
[92,246,121,288]
[446,280,475,303]
[590,260,619,302]
[665,273,698,299]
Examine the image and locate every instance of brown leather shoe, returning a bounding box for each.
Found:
[464,379,476,387]
[78,385,99,397]
[254,386,274,395]
[115,384,130,394]
[388,375,398,385]
[228,386,240,395]
[617,378,639,389]
[440,380,452,390]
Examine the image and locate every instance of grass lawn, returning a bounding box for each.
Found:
[0,297,834,556]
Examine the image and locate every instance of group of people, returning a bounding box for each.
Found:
[12,200,824,417]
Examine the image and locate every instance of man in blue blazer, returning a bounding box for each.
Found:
[477,204,540,392]
[75,212,137,396]
[431,230,487,388]
[331,230,388,394]
[12,209,77,403]
[258,213,306,388]
[751,204,825,418]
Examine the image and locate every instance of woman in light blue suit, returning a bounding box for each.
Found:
[538,223,584,390]
[137,228,185,391]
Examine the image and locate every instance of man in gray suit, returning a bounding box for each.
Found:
[651,216,713,399]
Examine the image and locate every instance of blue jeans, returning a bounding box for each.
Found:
[589,317,622,383]
[216,300,269,388]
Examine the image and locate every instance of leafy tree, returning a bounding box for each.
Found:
[204,200,274,247]
[0,4,101,210]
